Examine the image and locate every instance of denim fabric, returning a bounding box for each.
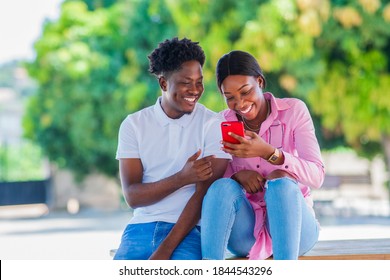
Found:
[265,177,319,259]
[113,222,201,260]
[201,177,319,260]
[201,178,256,259]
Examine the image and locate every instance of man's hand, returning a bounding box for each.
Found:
[178,149,215,185]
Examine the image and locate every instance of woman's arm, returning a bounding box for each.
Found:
[278,101,325,188]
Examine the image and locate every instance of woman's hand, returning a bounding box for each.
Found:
[232,170,265,194]
[221,130,274,159]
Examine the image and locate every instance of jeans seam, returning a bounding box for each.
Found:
[152,222,158,250]
[223,193,247,257]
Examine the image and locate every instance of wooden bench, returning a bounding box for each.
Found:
[298,238,390,260]
[109,238,390,260]
[228,238,390,260]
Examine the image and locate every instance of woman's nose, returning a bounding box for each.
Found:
[235,97,245,110]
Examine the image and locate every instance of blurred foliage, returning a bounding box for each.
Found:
[82,0,117,10]
[308,0,390,161]
[24,0,390,179]
[0,141,46,181]
[24,0,177,179]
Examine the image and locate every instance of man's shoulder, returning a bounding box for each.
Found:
[194,103,218,119]
[126,104,155,120]
[119,105,156,133]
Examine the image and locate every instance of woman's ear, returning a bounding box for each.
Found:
[158,76,167,91]
[257,76,264,89]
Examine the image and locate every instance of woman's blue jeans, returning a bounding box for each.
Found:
[201,177,319,260]
[113,222,202,260]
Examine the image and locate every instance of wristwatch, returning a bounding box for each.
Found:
[267,148,280,163]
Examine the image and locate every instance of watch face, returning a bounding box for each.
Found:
[270,155,278,162]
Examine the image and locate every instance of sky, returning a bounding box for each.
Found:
[0,0,63,64]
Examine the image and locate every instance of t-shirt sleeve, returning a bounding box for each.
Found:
[203,115,232,160]
[116,116,140,159]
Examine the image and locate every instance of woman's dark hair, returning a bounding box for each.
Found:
[216,50,266,91]
[148,37,205,77]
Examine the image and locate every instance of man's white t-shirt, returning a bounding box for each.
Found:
[116,97,231,224]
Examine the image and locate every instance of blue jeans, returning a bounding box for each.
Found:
[201,177,319,260]
[113,222,202,260]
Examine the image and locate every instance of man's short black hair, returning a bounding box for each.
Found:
[148,37,205,77]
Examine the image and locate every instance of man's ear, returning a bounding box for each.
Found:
[158,76,167,91]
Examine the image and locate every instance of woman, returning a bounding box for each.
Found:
[201,50,325,260]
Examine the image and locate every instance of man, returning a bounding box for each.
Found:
[113,37,231,260]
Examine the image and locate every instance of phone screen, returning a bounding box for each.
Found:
[221,121,245,148]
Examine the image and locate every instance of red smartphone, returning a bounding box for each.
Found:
[221,121,245,148]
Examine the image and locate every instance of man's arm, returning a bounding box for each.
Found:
[119,158,183,208]
[119,150,215,208]
[148,157,229,260]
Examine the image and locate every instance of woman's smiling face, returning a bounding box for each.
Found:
[221,75,265,121]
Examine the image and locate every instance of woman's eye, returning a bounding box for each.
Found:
[242,89,251,96]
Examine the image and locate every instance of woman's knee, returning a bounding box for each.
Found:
[205,178,243,200]
[265,177,300,201]
[266,169,296,181]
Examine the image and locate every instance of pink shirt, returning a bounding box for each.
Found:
[221,92,325,260]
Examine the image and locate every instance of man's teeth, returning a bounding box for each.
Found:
[184,97,196,102]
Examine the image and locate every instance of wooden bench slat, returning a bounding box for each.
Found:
[227,238,390,260]
[300,238,390,260]
[110,238,390,260]
[299,254,390,260]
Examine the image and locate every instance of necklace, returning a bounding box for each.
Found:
[242,100,270,132]
[242,117,261,131]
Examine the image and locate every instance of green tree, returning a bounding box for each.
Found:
[24,0,177,178]
[307,0,390,178]
[25,0,390,186]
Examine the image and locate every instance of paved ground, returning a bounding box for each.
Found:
[1,204,390,260]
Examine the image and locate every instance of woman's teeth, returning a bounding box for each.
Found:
[240,104,252,114]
